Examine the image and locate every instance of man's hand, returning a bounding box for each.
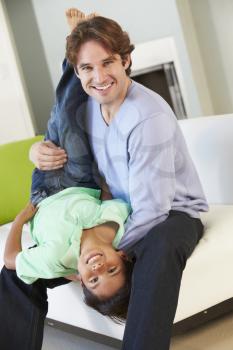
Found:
[29,140,67,170]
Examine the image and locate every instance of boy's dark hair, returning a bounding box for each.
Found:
[66,16,135,76]
[82,258,134,323]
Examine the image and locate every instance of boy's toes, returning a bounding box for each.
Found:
[87,12,98,20]
[65,9,72,19]
[70,8,78,17]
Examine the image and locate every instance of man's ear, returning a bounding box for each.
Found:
[122,54,131,71]
[74,66,80,78]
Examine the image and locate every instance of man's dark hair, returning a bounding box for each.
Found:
[82,258,134,323]
[66,16,135,76]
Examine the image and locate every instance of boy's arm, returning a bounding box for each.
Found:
[4,203,38,270]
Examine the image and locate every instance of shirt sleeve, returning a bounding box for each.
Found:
[100,199,131,248]
[118,113,177,251]
[16,244,76,284]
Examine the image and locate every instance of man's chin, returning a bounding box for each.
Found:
[91,93,112,105]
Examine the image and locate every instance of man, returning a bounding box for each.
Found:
[0,11,208,350]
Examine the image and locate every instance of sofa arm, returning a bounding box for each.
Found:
[0,136,43,225]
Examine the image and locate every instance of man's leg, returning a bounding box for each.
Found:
[0,266,70,350]
[122,211,203,350]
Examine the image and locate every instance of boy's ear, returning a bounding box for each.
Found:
[117,250,128,260]
[65,273,83,283]
[77,274,84,287]
[76,274,83,283]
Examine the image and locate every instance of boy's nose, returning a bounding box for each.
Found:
[91,260,104,271]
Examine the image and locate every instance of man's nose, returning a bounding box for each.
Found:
[93,67,106,83]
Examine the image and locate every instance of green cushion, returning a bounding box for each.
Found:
[0,136,44,225]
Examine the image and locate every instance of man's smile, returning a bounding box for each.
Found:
[90,81,114,94]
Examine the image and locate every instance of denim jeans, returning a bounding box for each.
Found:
[31,59,99,205]
[0,211,203,350]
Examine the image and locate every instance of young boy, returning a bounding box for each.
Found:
[4,186,133,322]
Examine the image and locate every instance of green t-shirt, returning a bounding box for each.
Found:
[16,187,130,284]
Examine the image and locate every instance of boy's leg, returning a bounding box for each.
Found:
[122,211,203,350]
[0,266,70,350]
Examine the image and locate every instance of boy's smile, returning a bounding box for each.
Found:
[78,246,127,299]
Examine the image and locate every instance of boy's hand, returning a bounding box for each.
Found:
[15,203,38,225]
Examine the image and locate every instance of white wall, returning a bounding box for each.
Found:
[188,0,233,115]
[0,1,35,144]
[3,0,55,134]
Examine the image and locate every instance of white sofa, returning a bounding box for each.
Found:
[1,114,233,343]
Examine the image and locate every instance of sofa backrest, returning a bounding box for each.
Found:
[0,136,43,225]
[179,114,233,205]
[1,114,232,224]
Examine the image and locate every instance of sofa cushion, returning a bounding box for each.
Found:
[175,204,233,322]
[0,136,43,225]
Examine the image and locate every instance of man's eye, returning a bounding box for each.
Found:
[104,60,113,66]
[82,66,91,72]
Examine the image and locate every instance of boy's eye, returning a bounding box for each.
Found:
[90,277,98,284]
[108,267,117,274]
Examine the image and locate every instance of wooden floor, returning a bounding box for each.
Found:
[171,312,233,350]
[43,312,233,350]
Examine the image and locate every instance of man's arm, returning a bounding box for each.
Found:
[118,113,177,250]
[4,203,38,269]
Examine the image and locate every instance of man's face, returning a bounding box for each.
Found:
[78,246,126,299]
[75,40,131,108]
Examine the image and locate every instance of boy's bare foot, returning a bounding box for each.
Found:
[66,8,98,32]
[66,8,85,32]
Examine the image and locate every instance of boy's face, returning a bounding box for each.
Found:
[78,246,127,299]
[75,40,130,108]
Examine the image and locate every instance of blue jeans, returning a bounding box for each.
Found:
[0,211,203,350]
[31,59,99,204]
